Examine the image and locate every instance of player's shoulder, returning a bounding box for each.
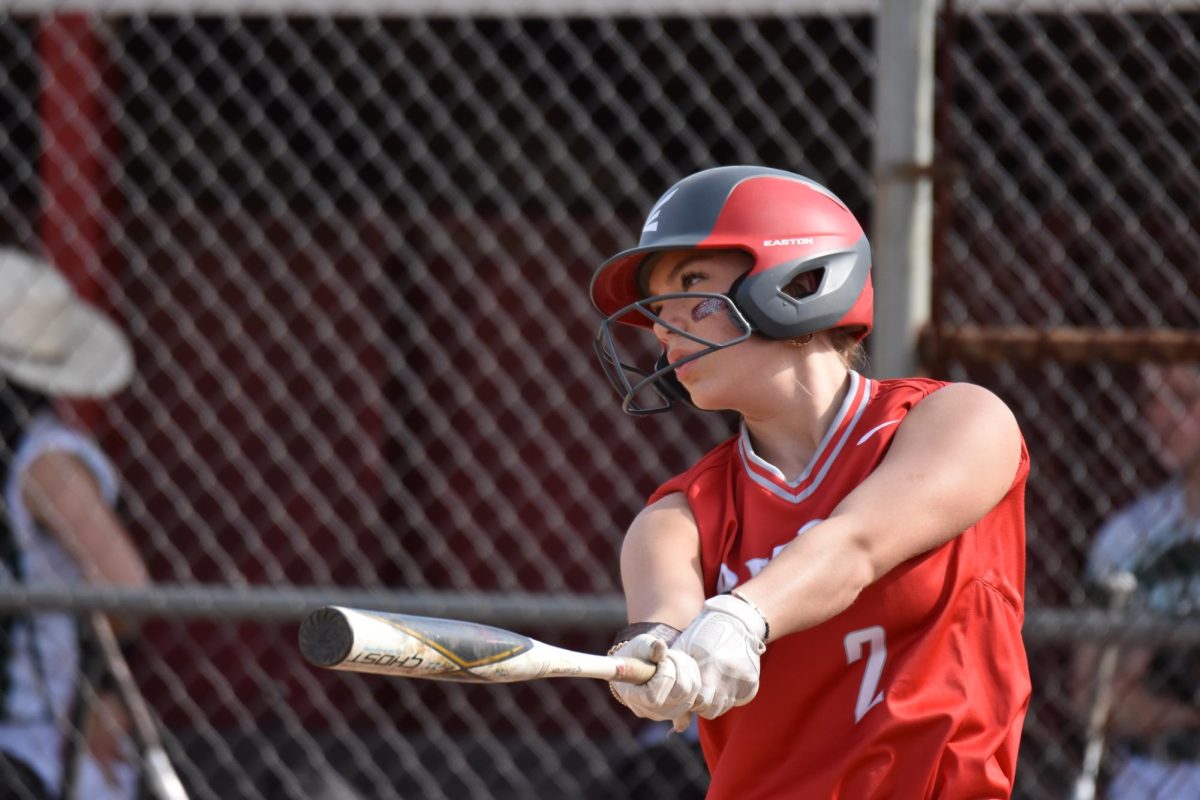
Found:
[873,376,1014,419]
[868,378,1024,472]
[861,375,950,422]
[647,433,740,505]
[690,433,741,472]
[13,411,121,504]
[871,374,950,402]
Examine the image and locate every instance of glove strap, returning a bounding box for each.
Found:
[729,590,771,643]
[609,621,682,653]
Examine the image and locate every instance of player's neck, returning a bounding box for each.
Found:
[740,362,852,482]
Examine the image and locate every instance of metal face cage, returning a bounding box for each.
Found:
[593,291,753,415]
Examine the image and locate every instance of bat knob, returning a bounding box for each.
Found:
[299,607,354,667]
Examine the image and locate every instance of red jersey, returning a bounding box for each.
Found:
[648,373,1030,799]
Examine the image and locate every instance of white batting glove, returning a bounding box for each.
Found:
[609,633,701,733]
[676,593,768,719]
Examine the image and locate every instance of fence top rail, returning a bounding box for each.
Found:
[1,0,1196,14]
[0,584,629,628]
[1,585,1198,644]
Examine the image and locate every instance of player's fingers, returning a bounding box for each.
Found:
[665,648,701,698]
[696,692,734,720]
[731,678,760,707]
[690,664,744,718]
[649,637,668,664]
[671,712,693,734]
[645,654,678,706]
[617,632,661,662]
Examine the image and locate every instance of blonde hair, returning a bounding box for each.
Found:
[824,328,870,372]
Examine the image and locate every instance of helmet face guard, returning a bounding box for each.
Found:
[590,166,873,415]
[594,292,753,415]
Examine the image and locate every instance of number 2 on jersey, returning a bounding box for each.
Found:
[844,625,887,723]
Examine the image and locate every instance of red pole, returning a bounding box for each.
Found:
[38,13,121,432]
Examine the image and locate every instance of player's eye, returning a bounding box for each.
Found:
[680,271,706,290]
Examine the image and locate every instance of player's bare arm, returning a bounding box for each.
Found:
[620,491,705,628]
[609,492,706,730]
[23,450,151,590]
[735,382,1023,639]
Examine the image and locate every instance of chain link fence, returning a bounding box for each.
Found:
[0,3,1196,798]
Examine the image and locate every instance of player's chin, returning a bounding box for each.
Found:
[685,384,736,413]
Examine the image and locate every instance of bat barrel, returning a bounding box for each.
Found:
[299,607,355,667]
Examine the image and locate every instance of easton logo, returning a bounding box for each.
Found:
[764,237,814,247]
[642,187,681,233]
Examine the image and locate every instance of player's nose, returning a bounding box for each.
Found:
[650,297,690,340]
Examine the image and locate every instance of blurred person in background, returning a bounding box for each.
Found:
[590,166,1030,798]
[1074,363,1200,798]
[0,248,150,800]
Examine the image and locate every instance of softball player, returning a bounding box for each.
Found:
[591,166,1030,798]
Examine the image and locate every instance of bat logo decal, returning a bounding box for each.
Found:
[369,613,535,670]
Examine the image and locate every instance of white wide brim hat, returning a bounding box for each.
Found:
[0,248,133,397]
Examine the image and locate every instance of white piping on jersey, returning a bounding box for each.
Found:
[856,419,901,446]
[738,372,872,504]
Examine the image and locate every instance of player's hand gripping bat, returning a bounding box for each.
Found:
[298,606,656,684]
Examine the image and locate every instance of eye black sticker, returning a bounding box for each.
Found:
[691,297,727,322]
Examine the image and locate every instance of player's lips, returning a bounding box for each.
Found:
[667,348,695,365]
[669,349,700,379]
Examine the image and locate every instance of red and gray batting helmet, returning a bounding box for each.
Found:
[590,165,873,340]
